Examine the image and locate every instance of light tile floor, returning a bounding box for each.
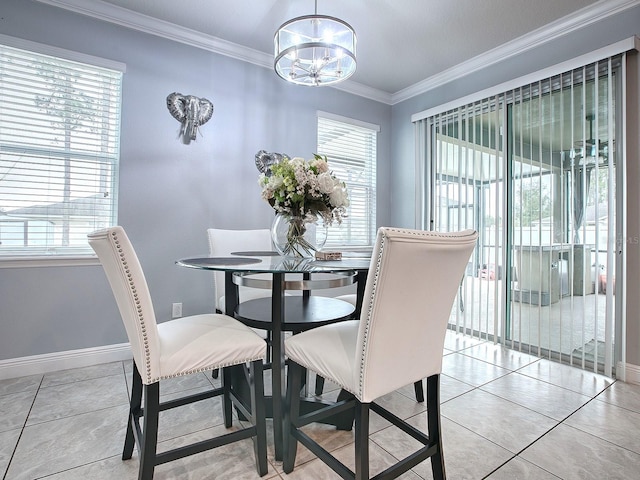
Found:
[2,331,640,479]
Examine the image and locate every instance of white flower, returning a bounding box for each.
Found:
[267,174,284,190]
[310,157,329,173]
[329,185,349,208]
[290,157,306,169]
[259,154,348,226]
[316,172,335,195]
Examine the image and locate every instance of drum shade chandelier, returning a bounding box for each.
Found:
[274,1,356,86]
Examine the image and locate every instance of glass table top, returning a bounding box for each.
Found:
[176,254,371,273]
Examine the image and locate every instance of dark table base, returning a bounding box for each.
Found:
[235,296,355,332]
[230,366,355,431]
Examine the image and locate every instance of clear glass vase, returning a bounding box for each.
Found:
[271,213,328,258]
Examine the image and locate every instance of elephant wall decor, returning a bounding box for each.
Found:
[166,92,214,144]
[255,150,288,176]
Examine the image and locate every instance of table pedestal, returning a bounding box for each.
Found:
[226,271,356,460]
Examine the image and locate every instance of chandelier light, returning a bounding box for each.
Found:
[274,1,356,86]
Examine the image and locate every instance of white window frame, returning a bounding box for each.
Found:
[317,111,378,248]
[0,35,124,264]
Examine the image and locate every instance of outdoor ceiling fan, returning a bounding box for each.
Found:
[569,114,611,164]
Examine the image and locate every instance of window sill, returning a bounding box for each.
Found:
[0,256,101,268]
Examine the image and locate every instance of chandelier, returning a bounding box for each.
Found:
[274,1,357,86]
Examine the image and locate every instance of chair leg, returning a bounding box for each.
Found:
[354,402,370,480]
[283,361,303,474]
[427,374,446,480]
[266,331,272,363]
[314,375,325,395]
[123,362,142,460]
[221,367,233,428]
[414,379,425,402]
[249,360,268,476]
[139,382,160,480]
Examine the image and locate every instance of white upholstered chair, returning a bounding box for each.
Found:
[283,227,478,479]
[324,291,426,403]
[206,228,273,313]
[88,226,268,480]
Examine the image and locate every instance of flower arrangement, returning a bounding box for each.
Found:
[259,154,349,256]
[258,154,349,225]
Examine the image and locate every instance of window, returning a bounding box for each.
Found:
[0,37,123,258]
[317,112,378,247]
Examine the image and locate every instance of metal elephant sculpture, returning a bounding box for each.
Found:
[166,92,214,144]
[255,150,288,176]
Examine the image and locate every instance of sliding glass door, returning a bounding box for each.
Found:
[419,56,622,376]
[508,65,618,373]
[430,100,506,341]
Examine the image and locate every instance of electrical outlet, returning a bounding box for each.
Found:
[172,302,182,318]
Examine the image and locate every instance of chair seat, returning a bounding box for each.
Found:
[158,313,266,380]
[335,293,357,306]
[285,320,360,398]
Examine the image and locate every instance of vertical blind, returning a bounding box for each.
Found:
[414,53,625,377]
[317,113,378,247]
[0,41,123,257]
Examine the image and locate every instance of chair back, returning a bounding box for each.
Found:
[207,228,272,310]
[88,226,160,384]
[356,227,477,402]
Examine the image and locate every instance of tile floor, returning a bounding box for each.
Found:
[2,331,640,479]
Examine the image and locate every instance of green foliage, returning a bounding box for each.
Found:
[514,178,552,227]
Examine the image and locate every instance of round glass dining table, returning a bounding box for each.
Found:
[176,252,371,460]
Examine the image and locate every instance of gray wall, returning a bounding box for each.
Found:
[2,0,639,369]
[390,5,640,365]
[0,0,391,360]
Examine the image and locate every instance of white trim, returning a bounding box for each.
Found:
[619,52,629,385]
[412,36,640,122]
[329,81,393,105]
[0,256,101,268]
[395,0,640,104]
[35,0,272,67]
[0,343,132,380]
[35,0,640,105]
[317,111,381,132]
[0,32,126,72]
[617,361,640,384]
[34,0,388,103]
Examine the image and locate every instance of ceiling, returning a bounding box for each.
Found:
[38,0,636,103]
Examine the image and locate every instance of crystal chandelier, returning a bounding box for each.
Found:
[274,1,356,86]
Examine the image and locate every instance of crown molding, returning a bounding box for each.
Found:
[35,0,640,106]
[330,80,393,104]
[391,0,640,104]
[411,35,638,122]
[35,0,272,67]
[34,0,393,104]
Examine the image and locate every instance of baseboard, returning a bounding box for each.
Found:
[0,343,132,380]
[617,361,640,385]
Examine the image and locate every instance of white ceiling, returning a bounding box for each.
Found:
[38,0,638,103]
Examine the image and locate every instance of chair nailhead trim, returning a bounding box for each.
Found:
[358,230,386,398]
[109,229,267,384]
[355,227,476,398]
[111,230,153,384]
[151,354,266,383]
